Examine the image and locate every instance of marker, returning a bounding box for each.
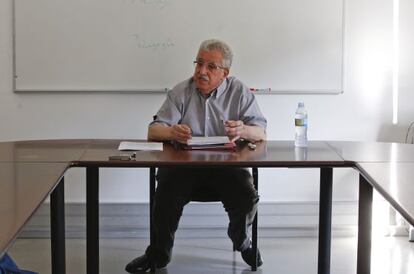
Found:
[249,88,271,92]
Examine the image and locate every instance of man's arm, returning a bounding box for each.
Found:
[224,120,266,142]
[148,123,192,144]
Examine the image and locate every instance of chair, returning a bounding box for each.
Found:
[149,167,260,271]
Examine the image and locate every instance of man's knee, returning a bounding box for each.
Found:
[234,168,253,183]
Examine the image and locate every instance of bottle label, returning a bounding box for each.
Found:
[295,118,307,127]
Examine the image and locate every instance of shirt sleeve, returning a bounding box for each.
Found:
[239,89,267,130]
[149,91,182,127]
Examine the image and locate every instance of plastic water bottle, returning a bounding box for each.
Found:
[294,102,308,147]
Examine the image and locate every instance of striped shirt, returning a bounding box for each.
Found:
[150,76,267,137]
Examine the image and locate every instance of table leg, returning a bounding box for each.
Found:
[357,174,373,274]
[318,168,333,274]
[149,167,156,272]
[50,177,66,274]
[252,167,258,272]
[86,167,99,274]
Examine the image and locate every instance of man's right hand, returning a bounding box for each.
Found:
[170,124,192,144]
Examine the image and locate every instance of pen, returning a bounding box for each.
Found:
[249,88,271,92]
[221,117,234,141]
[221,117,227,126]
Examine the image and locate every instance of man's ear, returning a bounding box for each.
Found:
[223,68,230,77]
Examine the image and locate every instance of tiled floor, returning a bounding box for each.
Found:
[8,235,414,274]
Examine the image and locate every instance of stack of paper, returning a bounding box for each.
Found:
[184,136,235,150]
[118,141,163,151]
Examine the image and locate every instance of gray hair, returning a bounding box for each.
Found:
[199,39,233,68]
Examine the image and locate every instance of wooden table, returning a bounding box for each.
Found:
[0,140,91,272]
[76,140,346,273]
[328,141,414,274]
[1,139,413,274]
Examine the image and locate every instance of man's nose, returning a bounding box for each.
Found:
[198,64,208,74]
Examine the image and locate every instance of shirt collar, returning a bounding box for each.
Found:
[215,78,228,98]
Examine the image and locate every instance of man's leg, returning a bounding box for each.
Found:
[214,168,259,252]
[148,168,194,264]
[214,168,262,268]
[126,168,194,272]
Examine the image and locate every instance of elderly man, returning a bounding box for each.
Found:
[126,39,267,273]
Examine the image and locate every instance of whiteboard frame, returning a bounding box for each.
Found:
[12,0,345,95]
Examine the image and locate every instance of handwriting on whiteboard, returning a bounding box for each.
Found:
[132,35,175,50]
[129,0,171,9]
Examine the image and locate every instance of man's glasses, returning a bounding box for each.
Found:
[193,60,225,72]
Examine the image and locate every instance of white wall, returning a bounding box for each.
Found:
[399,0,414,128]
[1,0,413,203]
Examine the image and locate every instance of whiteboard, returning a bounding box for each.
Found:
[13,0,344,93]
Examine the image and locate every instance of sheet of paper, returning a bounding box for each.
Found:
[118,141,163,151]
[187,136,231,146]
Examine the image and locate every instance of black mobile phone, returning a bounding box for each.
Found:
[109,155,131,161]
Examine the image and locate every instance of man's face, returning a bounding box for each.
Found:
[193,50,229,96]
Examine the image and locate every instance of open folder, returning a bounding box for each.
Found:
[182,136,236,150]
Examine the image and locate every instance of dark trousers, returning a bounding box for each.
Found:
[146,167,259,265]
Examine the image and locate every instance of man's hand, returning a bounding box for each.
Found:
[170,124,192,144]
[224,120,244,142]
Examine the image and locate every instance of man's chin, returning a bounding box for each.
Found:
[196,85,209,93]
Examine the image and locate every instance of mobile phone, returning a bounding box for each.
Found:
[109,155,131,161]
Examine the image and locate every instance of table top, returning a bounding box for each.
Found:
[76,140,347,168]
[357,162,414,225]
[328,141,414,162]
[0,139,91,163]
[2,139,413,165]
[0,162,68,255]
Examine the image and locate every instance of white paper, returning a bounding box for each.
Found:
[118,141,163,151]
[187,136,230,146]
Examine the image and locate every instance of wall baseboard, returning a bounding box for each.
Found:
[20,201,361,239]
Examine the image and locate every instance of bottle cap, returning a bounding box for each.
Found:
[298,102,304,107]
